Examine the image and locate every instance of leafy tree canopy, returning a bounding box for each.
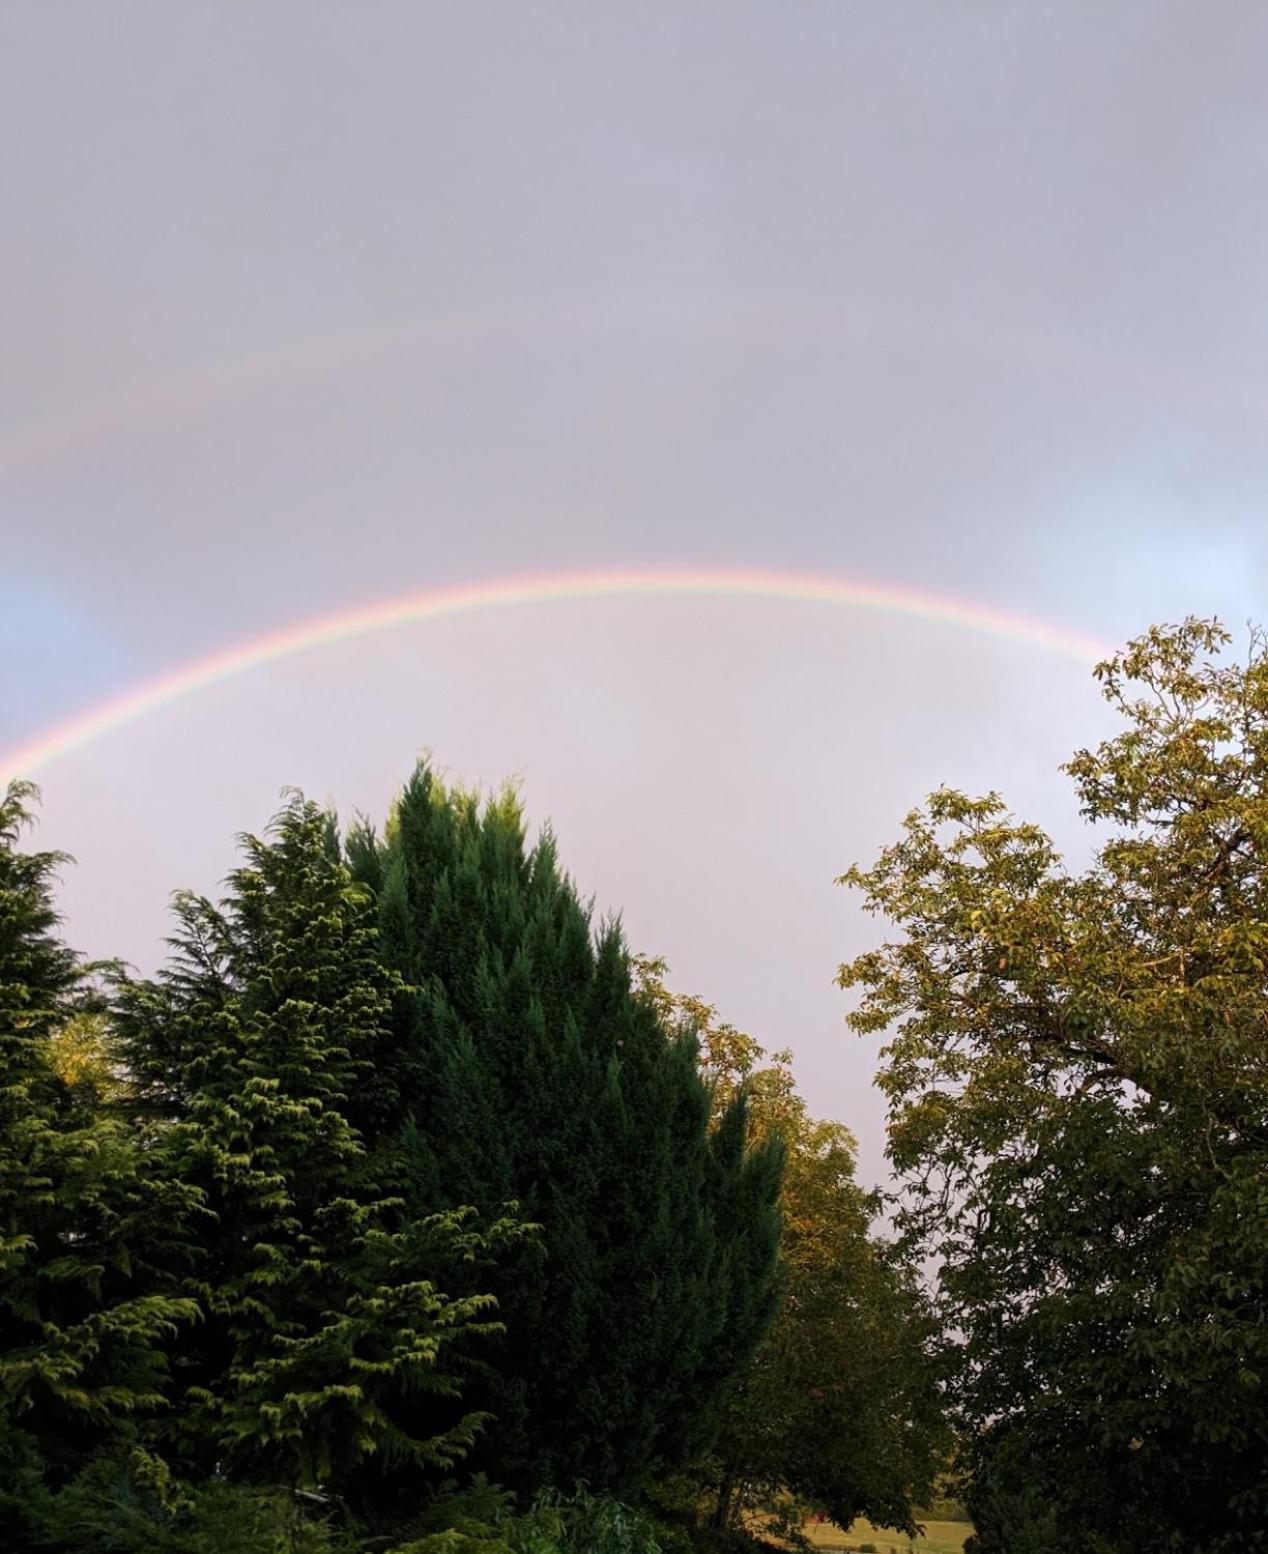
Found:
[637,961,947,1539]
[840,620,1268,1552]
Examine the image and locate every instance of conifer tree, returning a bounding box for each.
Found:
[0,782,195,1547]
[114,794,506,1501]
[346,765,784,1495]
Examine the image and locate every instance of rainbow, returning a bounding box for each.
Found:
[1,566,1113,781]
[2,295,1240,479]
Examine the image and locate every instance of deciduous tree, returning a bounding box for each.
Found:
[840,620,1268,1551]
[637,962,946,1538]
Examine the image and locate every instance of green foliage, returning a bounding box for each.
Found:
[0,1411,52,1548]
[840,619,1268,1551]
[39,1467,676,1554]
[2,757,916,1549]
[369,1474,519,1554]
[112,795,506,1500]
[959,1433,1065,1554]
[637,963,947,1538]
[370,1481,676,1554]
[0,782,197,1539]
[43,1450,355,1553]
[346,765,784,1495]
[525,1485,672,1554]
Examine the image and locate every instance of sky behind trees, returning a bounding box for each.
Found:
[4,1,1268,1184]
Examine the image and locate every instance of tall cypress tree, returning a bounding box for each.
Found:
[0,782,195,1547]
[114,794,506,1500]
[346,764,783,1494]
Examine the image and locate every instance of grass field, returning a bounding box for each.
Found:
[802,1515,972,1554]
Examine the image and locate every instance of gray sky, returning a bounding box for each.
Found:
[4,1,1268,1185]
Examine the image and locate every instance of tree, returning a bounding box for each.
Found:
[839,619,1268,1552]
[113,794,506,1505]
[0,782,196,1548]
[345,764,784,1496]
[636,962,946,1541]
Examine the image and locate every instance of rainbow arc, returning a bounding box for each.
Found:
[1,566,1112,781]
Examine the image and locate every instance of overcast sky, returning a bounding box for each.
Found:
[4,1,1268,1185]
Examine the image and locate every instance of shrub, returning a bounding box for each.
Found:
[42,1451,354,1553]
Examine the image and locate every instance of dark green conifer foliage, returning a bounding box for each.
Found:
[347,765,783,1494]
[0,782,195,1545]
[114,795,504,1496]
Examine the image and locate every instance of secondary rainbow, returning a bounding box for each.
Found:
[2,566,1113,781]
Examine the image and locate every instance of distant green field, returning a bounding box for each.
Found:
[803,1516,972,1554]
